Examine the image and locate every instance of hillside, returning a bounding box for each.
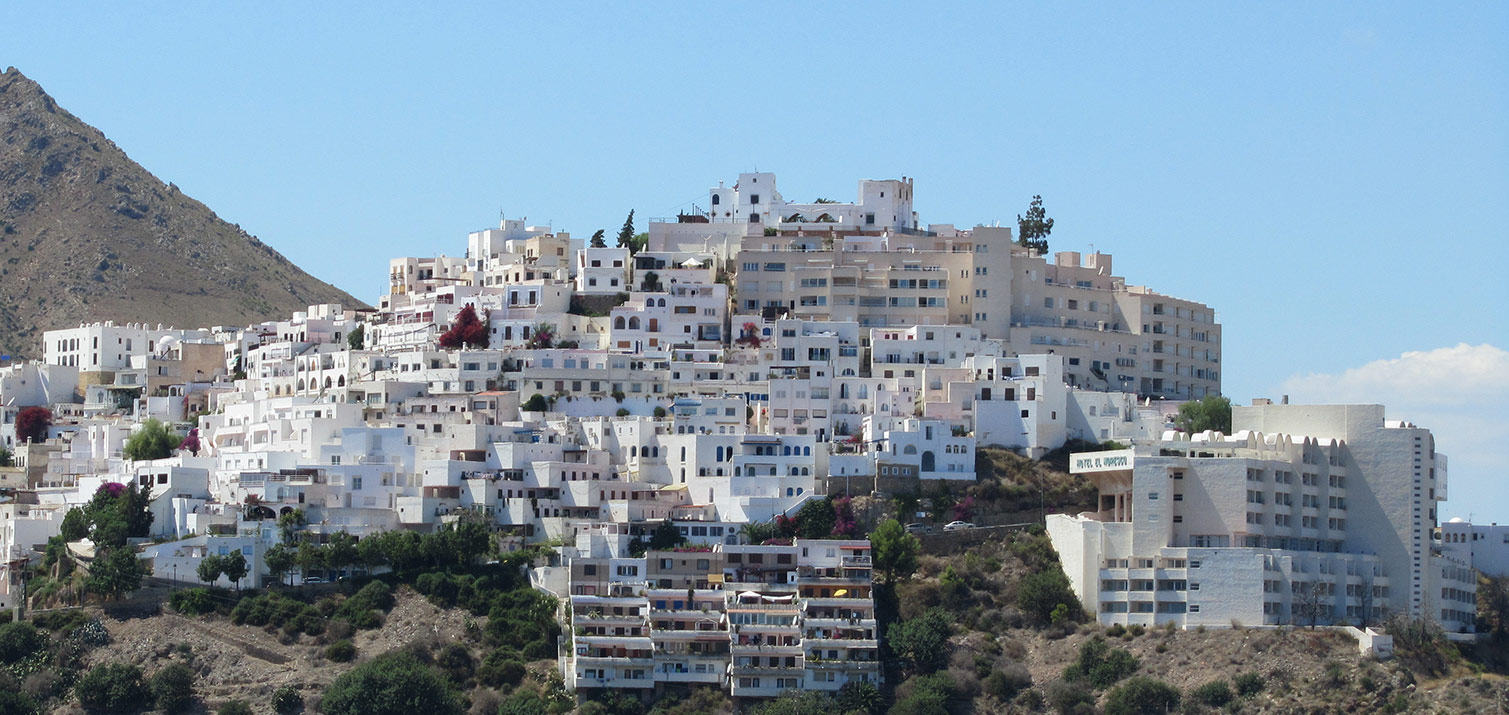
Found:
[0,67,365,359]
[7,450,1503,714]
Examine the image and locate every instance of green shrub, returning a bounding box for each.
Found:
[1323,659,1347,685]
[1190,680,1233,707]
[169,587,219,616]
[217,700,253,715]
[1063,637,1139,689]
[1017,569,1079,625]
[477,650,526,688]
[75,662,151,713]
[320,651,462,715]
[1045,679,1096,714]
[890,673,954,715]
[1234,672,1264,696]
[0,690,38,715]
[1104,677,1180,715]
[325,640,356,663]
[0,622,44,663]
[497,688,549,715]
[985,663,1033,701]
[435,643,474,684]
[149,663,196,713]
[271,685,302,714]
[1106,623,1126,638]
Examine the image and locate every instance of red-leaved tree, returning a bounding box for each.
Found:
[439,305,489,349]
[735,322,761,348]
[832,496,859,538]
[14,406,51,444]
[179,428,202,456]
[953,495,975,523]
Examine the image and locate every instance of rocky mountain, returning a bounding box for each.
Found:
[0,67,365,359]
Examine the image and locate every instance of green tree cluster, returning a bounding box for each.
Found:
[148,663,196,713]
[320,651,463,715]
[75,662,151,713]
[1063,636,1140,689]
[887,607,953,674]
[123,419,181,461]
[870,518,920,583]
[1174,394,1232,435]
[890,672,956,715]
[196,550,249,590]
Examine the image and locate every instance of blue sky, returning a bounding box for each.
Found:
[8,3,1507,518]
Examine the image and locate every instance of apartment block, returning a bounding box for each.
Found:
[1048,403,1474,632]
[564,538,881,697]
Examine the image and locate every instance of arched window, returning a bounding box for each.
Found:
[783,446,792,456]
[681,447,687,461]
[801,467,810,476]
[796,487,804,495]
[711,194,720,205]
[631,446,638,458]
[628,317,640,330]
[337,375,345,387]
[786,487,794,497]
[921,451,936,472]
[297,379,305,391]
[614,317,626,329]
[324,377,332,389]
[803,446,811,456]
[903,445,918,455]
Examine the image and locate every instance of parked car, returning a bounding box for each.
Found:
[943,521,975,531]
[302,577,326,584]
[905,523,933,535]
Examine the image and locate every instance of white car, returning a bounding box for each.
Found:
[943,521,975,531]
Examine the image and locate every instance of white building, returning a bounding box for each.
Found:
[1438,519,1509,580]
[1048,403,1474,632]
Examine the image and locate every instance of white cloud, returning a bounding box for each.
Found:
[1280,344,1509,522]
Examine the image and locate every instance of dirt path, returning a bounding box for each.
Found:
[158,613,293,665]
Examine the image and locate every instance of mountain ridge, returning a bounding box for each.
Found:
[0,67,366,358]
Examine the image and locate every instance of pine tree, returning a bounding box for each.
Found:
[616,210,635,248]
[1017,195,1054,255]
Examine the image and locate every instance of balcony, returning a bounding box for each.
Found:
[575,655,655,667]
[729,664,806,677]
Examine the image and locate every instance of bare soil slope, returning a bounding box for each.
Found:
[0,67,365,358]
